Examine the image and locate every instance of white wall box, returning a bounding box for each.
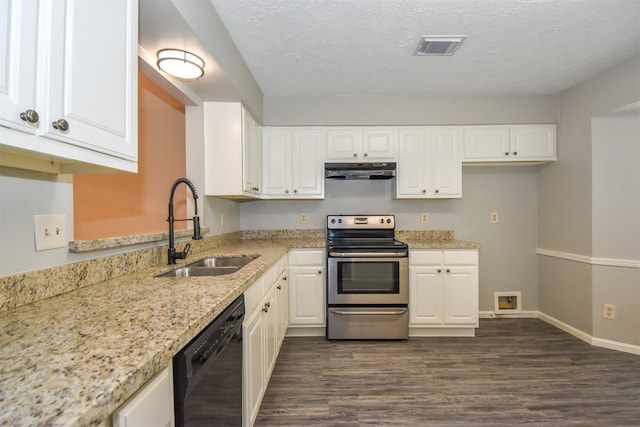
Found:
[394,127,463,199]
[0,0,138,174]
[326,127,396,162]
[204,102,262,199]
[463,124,556,163]
[112,364,174,427]
[261,127,325,199]
[243,255,288,427]
[287,249,325,336]
[409,249,479,337]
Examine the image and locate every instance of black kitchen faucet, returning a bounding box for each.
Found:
[167,177,202,264]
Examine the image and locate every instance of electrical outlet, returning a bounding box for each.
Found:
[491,212,499,223]
[421,213,429,224]
[34,214,67,251]
[603,304,616,320]
[300,213,307,224]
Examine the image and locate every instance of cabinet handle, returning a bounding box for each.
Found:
[512,151,518,156]
[364,153,368,157]
[435,189,439,194]
[20,109,39,124]
[52,118,69,132]
[318,270,322,275]
[285,189,290,194]
[422,189,426,194]
[504,152,510,156]
[283,276,287,281]
[262,306,269,313]
[277,285,282,290]
[265,301,271,308]
[293,189,298,194]
[446,269,451,273]
[353,153,357,157]
[437,269,442,273]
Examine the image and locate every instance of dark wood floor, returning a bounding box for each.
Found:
[256,319,640,426]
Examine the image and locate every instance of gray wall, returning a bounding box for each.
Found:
[243,93,559,312]
[537,55,640,346]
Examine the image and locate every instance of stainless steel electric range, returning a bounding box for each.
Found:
[326,214,409,340]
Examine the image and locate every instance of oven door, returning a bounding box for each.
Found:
[327,255,408,305]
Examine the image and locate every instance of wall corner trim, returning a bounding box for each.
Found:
[536,248,640,269]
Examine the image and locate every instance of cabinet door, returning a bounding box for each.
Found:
[0,0,39,134]
[326,128,361,160]
[443,266,479,325]
[275,270,289,348]
[409,266,443,325]
[289,266,325,326]
[463,126,510,161]
[42,0,138,160]
[113,364,174,427]
[362,128,396,160]
[291,129,324,197]
[395,128,430,197]
[263,287,278,379]
[243,110,261,194]
[243,308,265,426]
[509,125,556,160]
[431,128,462,198]
[262,129,292,196]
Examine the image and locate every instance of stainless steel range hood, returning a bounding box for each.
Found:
[325,162,396,180]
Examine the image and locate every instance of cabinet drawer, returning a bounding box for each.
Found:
[409,251,443,265]
[289,249,324,265]
[244,276,265,315]
[444,250,478,265]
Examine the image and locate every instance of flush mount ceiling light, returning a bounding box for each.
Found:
[157,49,205,80]
[414,35,467,56]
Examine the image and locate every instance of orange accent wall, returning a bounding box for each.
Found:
[73,72,187,240]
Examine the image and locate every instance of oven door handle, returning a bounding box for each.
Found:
[329,308,408,316]
[328,251,408,258]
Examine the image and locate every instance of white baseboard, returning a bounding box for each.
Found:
[479,310,537,319]
[536,312,640,356]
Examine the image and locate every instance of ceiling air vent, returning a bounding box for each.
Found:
[414,35,467,56]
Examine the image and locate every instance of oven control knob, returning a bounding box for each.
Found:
[386,218,391,224]
[330,218,336,224]
[380,218,384,224]
[338,219,342,223]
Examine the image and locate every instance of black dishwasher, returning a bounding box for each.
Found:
[173,295,244,427]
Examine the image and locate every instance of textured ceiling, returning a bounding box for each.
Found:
[209,0,640,96]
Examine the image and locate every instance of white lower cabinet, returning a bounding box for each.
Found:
[409,250,479,337]
[243,255,288,427]
[112,364,174,427]
[287,249,325,336]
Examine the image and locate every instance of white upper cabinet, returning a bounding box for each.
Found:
[262,127,325,199]
[394,127,463,199]
[204,102,261,200]
[463,124,556,162]
[0,0,138,173]
[326,127,396,162]
[0,0,39,134]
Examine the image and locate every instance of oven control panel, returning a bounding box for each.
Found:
[327,215,395,229]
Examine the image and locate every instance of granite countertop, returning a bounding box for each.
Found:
[0,232,477,426]
[0,238,322,427]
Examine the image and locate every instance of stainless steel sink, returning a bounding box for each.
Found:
[186,254,259,268]
[156,266,240,278]
[155,254,259,278]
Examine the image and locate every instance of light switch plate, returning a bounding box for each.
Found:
[34,214,67,251]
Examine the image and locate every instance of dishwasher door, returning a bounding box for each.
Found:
[173,295,244,427]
